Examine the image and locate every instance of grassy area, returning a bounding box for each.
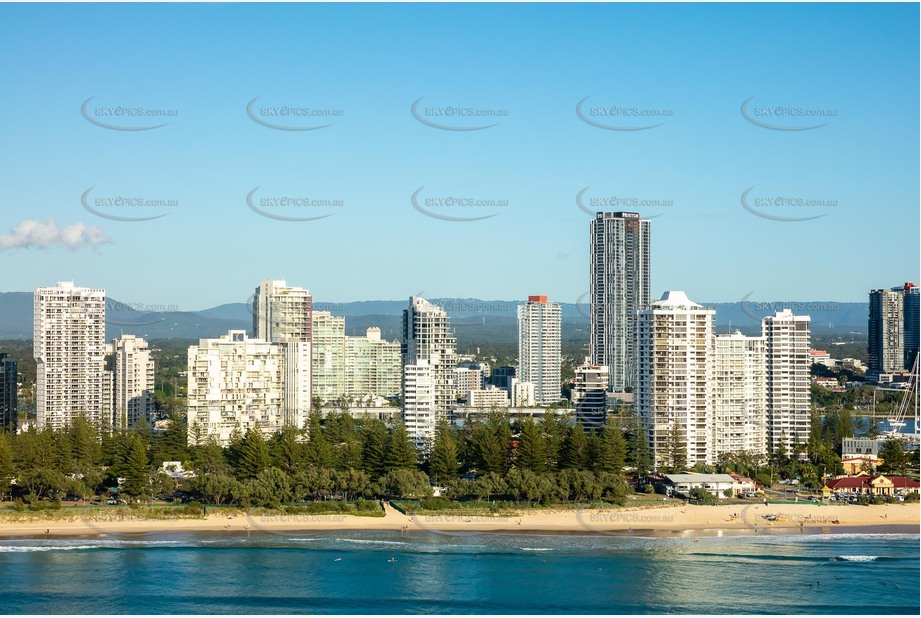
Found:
[0,499,385,522]
[0,503,208,523]
[391,497,680,517]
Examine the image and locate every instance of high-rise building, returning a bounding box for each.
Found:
[590,212,651,391]
[345,327,401,399]
[0,352,17,433]
[402,361,435,450]
[713,331,767,458]
[253,280,312,422]
[402,297,457,446]
[637,291,714,468]
[34,282,107,430]
[518,295,562,406]
[109,335,155,429]
[311,311,346,402]
[868,287,905,379]
[763,309,811,455]
[187,330,288,446]
[572,364,609,429]
[902,283,919,371]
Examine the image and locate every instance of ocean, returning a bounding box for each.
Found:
[0,530,918,614]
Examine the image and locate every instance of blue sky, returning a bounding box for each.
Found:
[0,2,917,310]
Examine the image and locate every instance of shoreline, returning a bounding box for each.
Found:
[1,502,917,541]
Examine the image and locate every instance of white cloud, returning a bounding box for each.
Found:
[0,218,111,250]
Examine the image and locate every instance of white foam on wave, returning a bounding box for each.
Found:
[838,555,878,562]
[519,547,554,552]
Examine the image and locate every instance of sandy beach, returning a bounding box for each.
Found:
[1,501,917,539]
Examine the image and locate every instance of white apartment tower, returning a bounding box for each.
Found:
[187,330,287,446]
[763,309,811,455]
[345,327,401,399]
[110,335,155,429]
[518,295,562,406]
[590,212,651,391]
[637,291,715,468]
[252,280,312,423]
[402,360,435,450]
[402,297,457,446]
[713,331,767,458]
[311,311,346,402]
[34,282,107,430]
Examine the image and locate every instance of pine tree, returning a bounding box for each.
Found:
[387,422,417,470]
[539,412,565,470]
[0,433,13,495]
[361,419,390,480]
[666,422,687,473]
[118,434,149,497]
[429,422,459,482]
[271,425,306,473]
[304,411,330,468]
[70,415,101,469]
[236,429,270,480]
[561,423,590,470]
[516,417,546,472]
[593,423,626,474]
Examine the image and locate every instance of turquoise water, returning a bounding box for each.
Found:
[0,531,918,614]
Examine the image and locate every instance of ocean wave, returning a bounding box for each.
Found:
[837,555,878,562]
[519,547,554,551]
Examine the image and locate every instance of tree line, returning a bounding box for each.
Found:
[0,411,645,509]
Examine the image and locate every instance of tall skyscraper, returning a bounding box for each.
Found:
[34,282,107,430]
[187,330,286,446]
[0,352,17,433]
[868,287,904,379]
[902,283,919,371]
[311,311,346,402]
[713,331,767,458]
[253,280,312,422]
[517,295,562,406]
[637,291,715,468]
[402,361,435,450]
[109,335,155,429]
[763,309,811,455]
[345,327,401,399]
[590,211,651,391]
[402,297,457,446]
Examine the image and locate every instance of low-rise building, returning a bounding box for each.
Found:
[661,473,739,499]
[825,474,919,497]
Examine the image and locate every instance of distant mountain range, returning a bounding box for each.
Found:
[0,292,867,342]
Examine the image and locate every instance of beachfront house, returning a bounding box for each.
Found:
[825,474,920,497]
[662,473,738,499]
